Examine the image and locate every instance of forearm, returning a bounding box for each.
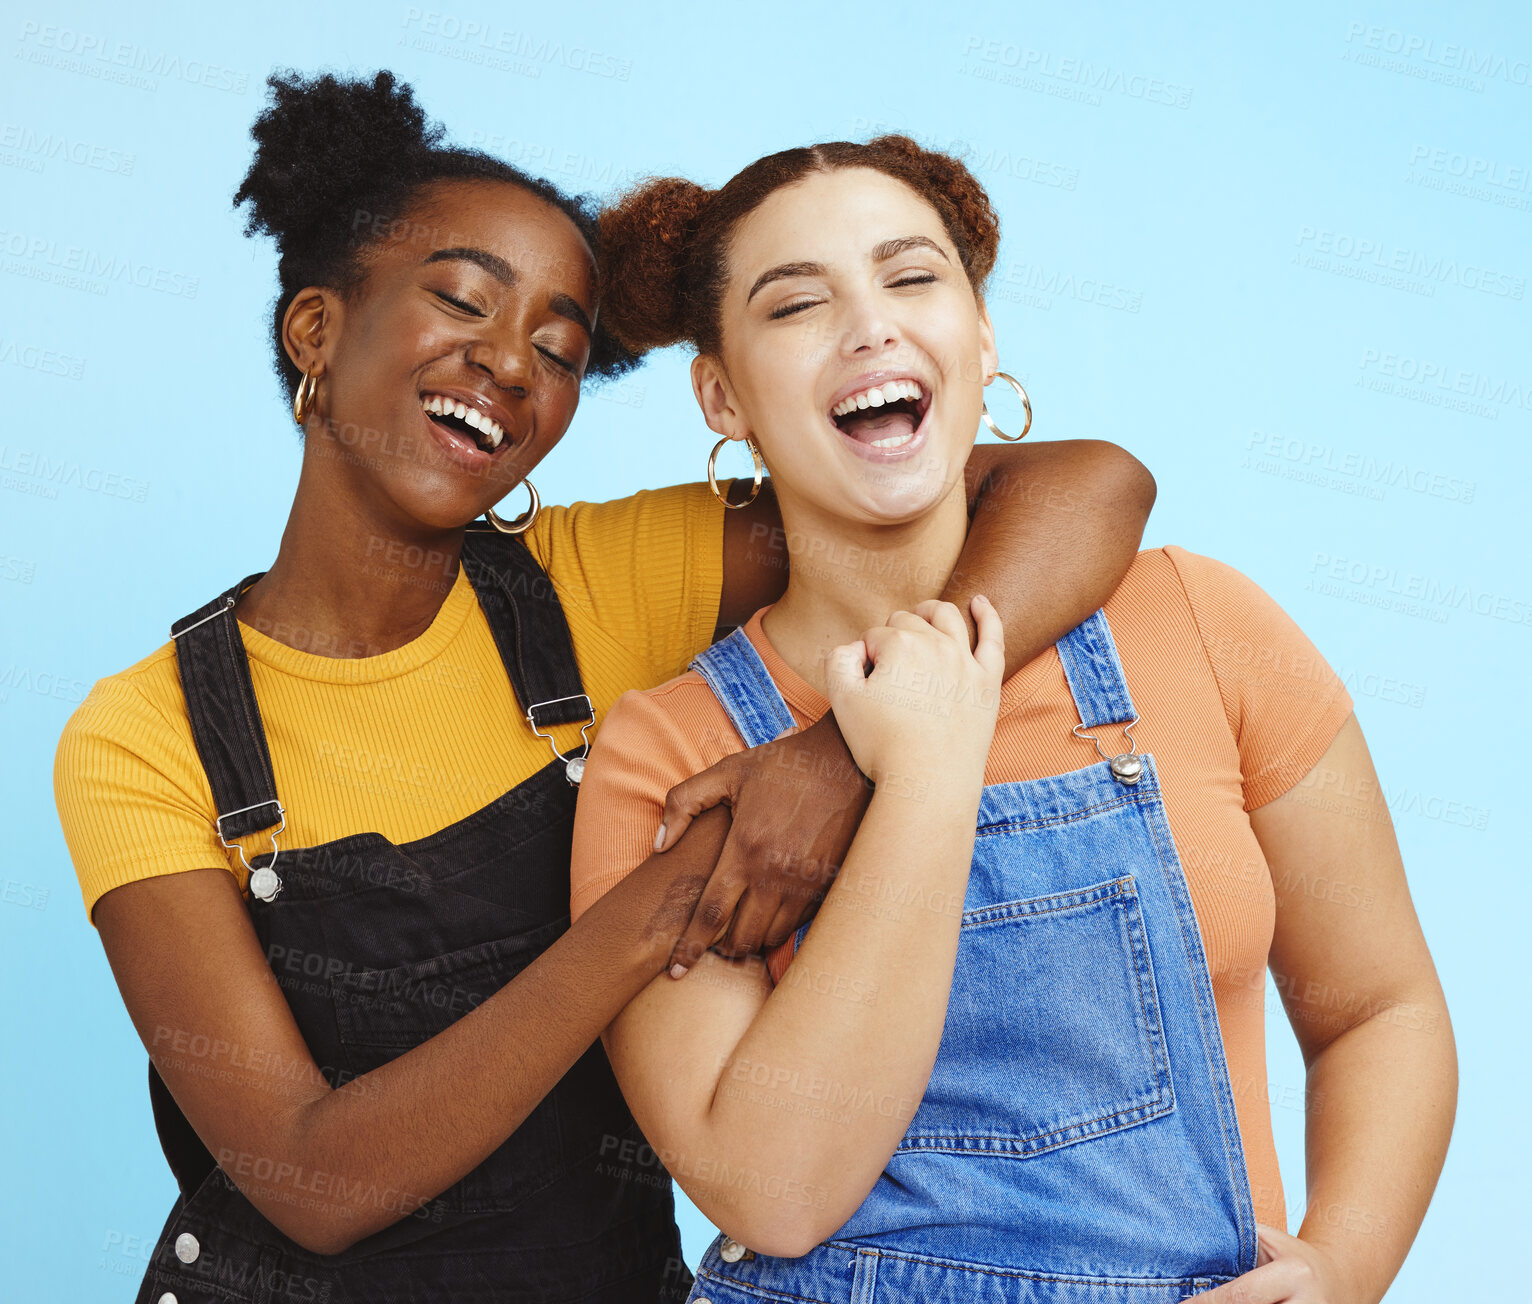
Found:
[950,439,1154,676]
[275,821,725,1252]
[1295,986,1457,1303]
[688,781,979,1252]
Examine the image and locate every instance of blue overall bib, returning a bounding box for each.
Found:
[682,610,1258,1303]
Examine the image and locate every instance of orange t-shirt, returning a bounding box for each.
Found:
[569,546,1355,1230]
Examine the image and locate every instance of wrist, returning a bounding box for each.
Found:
[587,854,707,981]
[1293,1229,1376,1304]
[867,766,985,824]
[801,711,875,794]
[868,747,987,800]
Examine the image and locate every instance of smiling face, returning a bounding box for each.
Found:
[695,166,998,526]
[286,178,597,531]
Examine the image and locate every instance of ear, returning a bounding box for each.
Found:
[280,286,342,379]
[975,296,1000,387]
[690,352,751,441]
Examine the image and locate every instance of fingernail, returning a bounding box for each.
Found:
[669,963,689,979]
[653,822,667,852]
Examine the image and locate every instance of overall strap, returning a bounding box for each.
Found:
[689,627,796,748]
[1055,609,1139,730]
[169,574,283,841]
[460,526,592,740]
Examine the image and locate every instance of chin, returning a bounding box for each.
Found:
[850,447,965,521]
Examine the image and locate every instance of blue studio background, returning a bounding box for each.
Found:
[2,2,1526,1298]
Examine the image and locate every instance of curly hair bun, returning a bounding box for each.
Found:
[597,176,714,355]
[234,69,439,253]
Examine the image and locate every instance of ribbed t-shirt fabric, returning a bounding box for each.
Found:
[569,546,1356,1231]
[54,481,728,921]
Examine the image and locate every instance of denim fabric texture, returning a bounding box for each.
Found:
[683,612,1258,1303]
[137,529,691,1304]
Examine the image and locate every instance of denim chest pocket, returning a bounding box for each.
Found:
[896,874,1175,1159]
[330,921,567,1213]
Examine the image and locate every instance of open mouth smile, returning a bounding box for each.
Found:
[826,375,934,461]
[420,391,515,459]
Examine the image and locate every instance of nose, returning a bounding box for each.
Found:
[835,287,900,358]
[466,319,532,397]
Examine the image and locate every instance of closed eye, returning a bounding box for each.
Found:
[435,290,485,317]
[768,299,818,320]
[538,346,577,374]
[769,272,939,320]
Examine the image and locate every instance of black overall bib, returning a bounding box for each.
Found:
[135,526,690,1304]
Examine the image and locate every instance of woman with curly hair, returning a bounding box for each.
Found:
[52,72,1154,1303]
[570,139,1456,1303]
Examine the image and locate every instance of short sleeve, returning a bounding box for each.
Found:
[571,679,809,991]
[53,673,232,924]
[521,481,727,686]
[1165,547,1354,811]
[571,684,705,923]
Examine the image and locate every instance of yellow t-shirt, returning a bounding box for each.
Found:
[54,482,727,923]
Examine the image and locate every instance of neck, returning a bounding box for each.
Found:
[763,483,970,698]
[236,446,466,659]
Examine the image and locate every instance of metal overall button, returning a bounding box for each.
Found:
[718,1236,755,1263]
[526,693,595,786]
[173,1231,200,1263]
[216,801,287,901]
[1109,753,1144,785]
[1073,717,1144,786]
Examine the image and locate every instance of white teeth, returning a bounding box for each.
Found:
[869,432,915,449]
[420,394,508,450]
[829,379,927,417]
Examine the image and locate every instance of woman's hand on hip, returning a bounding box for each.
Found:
[1186,1225,1355,1303]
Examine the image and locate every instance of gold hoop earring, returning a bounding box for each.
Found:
[292,369,320,426]
[486,479,540,534]
[707,437,764,508]
[979,370,1032,442]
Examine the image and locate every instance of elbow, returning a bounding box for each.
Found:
[755,1222,838,1261]
[710,1190,852,1261]
[244,1183,374,1257]
[1090,438,1157,517]
[298,1231,352,1259]
[717,1212,833,1262]
[261,1208,359,1259]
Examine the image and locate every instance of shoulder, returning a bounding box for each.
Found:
[519,481,724,574]
[1103,546,1283,632]
[590,669,743,786]
[56,641,191,767]
[570,666,744,922]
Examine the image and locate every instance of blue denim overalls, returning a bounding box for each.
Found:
[135,526,691,1303]
[682,610,1258,1303]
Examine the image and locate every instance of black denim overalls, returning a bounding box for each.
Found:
[134,525,690,1304]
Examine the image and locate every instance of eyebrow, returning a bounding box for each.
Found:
[423,246,592,335]
[745,235,952,303]
[425,246,517,284]
[549,293,592,336]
